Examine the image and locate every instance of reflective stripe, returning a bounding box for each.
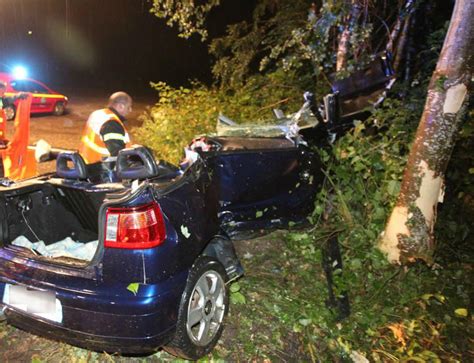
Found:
[103,133,128,142]
[28,93,65,99]
[88,109,114,134]
[4,92,65,99]
[81,135,109,155]
[79,108,131,163]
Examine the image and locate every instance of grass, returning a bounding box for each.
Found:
[0,225,471,362]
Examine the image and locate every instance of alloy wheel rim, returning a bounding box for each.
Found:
[186,270,226,346]
[55,103,64,114]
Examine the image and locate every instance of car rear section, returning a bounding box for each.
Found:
[0,158,222,353]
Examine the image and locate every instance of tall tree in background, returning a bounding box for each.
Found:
[386,0,415,74]
[380,0,473,264]
[336,0,362,71]
[150,0,409,88]
[150,0,470,266]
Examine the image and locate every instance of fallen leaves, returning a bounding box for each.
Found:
[387,323,407,348]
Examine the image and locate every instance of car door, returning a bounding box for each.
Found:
[329,51,395,129]
[23,80,54,113]
[211,137,321,233]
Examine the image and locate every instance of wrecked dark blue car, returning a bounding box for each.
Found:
[0,107,322,359]
[0,52,396,358]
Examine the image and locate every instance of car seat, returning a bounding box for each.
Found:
[56,152,88,179]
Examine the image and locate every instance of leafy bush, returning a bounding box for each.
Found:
[135,82,218,163]
[136,70,306,163]
[221,91,472,362]
[215,39,471,361]
[134,12,473,360]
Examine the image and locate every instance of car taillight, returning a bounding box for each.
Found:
[105,202,166,249]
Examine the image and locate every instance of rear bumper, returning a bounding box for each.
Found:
[2,305,175,353]
[0,270,188,354]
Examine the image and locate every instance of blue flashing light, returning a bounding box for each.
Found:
[12,66,28,79]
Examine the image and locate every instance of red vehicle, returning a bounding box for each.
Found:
[0,72,68,120]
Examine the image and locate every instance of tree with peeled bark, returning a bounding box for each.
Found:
[379,0,473,264]
[336,0,362,72]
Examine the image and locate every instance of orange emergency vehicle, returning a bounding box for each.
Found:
[0,72,68,121]
[0,95,37,179]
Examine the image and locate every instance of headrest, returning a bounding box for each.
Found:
[56,152,88,179]
[116,146,158,180]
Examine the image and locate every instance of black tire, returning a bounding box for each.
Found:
[4,105,15,121]
[165,256,229,360]
[53,101,65,116]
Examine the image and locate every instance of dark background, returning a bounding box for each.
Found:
[0,0,255,93]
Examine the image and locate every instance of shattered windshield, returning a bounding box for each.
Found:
[215,106,319,138]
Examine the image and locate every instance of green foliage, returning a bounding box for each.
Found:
[136,71,305,163]
[150,1,404,88]
[127,283,140,296]
[312,94,423,230]
[136,81,218,164]
[216,19,471,358]
[227,229,472,361]
[230,282,246,305]
[218,88,472,361]
[210,0,316,87]
[210,0,395,87]
[149,0,220,40]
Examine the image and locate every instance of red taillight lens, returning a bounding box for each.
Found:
[105,202,166,249]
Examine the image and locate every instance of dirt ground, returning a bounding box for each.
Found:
[6,90,156,175]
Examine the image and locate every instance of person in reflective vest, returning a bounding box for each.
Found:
[79,91,132,164]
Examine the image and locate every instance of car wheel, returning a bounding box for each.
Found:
[53,102,65,116]
[4,105,15,121]
[165,256,229,360]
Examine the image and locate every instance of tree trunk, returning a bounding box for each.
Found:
[393,14,412,73]
[379,0,473,264]
[336,1,362,71]
[386,14,403,54]
[403,11,417,85]
[386,0,415,54]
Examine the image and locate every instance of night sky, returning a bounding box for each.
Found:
[0,0,255,92]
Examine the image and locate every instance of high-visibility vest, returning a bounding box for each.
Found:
[79,108,131,164]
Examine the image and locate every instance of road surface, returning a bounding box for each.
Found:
[6,91,155,175]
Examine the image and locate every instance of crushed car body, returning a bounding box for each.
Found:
[0,104,323,359]
[0,55,395,358]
